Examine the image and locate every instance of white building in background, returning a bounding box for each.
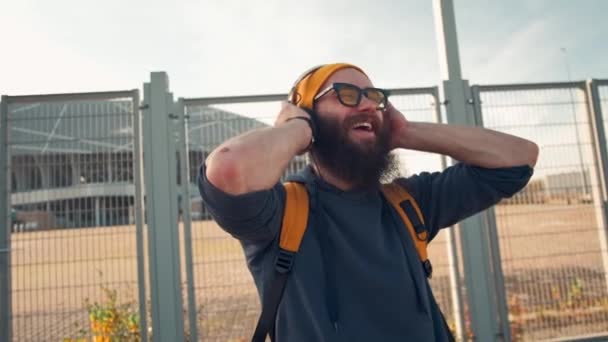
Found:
[9,100,306,230]
[544,169,592,203]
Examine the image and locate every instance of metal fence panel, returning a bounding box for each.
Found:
[176,98,198,342]
[6,78,607,341]
[4,92,147,341]
[182,89,463,340]
[478,84,608,341]
[184,97,299,341]
[390,90,465,337]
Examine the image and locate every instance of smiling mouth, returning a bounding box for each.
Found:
[345,113,380,137]
[352,122,374,132]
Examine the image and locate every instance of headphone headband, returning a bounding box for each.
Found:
[287,63,366,109]
[287,64,324,105]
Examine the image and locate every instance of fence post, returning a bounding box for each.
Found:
[443,77,504,341]
[132,89,149,342]
[471,86,512,341]
[432,88,466,341]
[433,0,509,339]
[584,80,608,292]
[0,96,12,342]
[177,98,199,341]
[143,72,185,341]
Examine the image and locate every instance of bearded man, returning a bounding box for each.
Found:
[198,63,538,341]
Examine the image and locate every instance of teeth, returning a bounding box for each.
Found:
[354,122,372,130]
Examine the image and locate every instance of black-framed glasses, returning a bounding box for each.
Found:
[314,82,390,110]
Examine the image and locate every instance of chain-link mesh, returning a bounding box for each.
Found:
[478,85,608,341]
[390,92,461,334]
[184,101,273,341]
[5,94,146,341]
[6,80,608,342]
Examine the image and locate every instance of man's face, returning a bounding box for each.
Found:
[311,68,398,190]
[314,69,387,149]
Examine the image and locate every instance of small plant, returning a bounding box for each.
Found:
[63,271,142,342]
[84,285,140,341]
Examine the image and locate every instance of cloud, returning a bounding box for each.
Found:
[459,0,608,84]
[0,0,212,95]
[1,0,606,98]
[463,16,559,83]
[0,2,140,94]
[176,0,440,96]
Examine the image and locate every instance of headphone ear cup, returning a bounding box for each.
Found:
[302,108,318,130]
[289,92,301,105]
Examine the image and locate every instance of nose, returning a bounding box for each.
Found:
[356,95,384,125]
[357,94,379,113]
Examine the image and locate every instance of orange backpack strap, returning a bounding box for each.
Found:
[274,181,309,273]
[279,182,310,253]
[381,182,433,278]
[252,182,310,342]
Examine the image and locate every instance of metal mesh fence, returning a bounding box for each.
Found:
[4,79,608,342]
[181,90,462,341]
[600,83,608,154]
[184,99,277,341]
[478,84,608,341]
[389,91,461,333]
[4,93,146,341]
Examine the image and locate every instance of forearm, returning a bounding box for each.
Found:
[205,120,311,195]
[397,122,538,168]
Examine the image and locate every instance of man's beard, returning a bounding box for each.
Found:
[310,111,400,191]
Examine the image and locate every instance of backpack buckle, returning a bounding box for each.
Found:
[275,249,295,274]
[423,259,433,278]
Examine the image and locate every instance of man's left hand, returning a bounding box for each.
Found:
[385,102,409,150]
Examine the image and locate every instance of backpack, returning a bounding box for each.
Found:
[252,180,433,342]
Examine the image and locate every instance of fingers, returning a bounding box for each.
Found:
[386,101,408,121]
[275,101,311,127]
[385,101,397,113]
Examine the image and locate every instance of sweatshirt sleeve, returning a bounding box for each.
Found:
[396,163,533,241]
[197,163,285,244]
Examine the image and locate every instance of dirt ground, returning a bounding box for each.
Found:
[8,203,608,341]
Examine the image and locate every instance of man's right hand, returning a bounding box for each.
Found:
[275,101,314,154]
[205,101,315,195]
[274,101,311,126]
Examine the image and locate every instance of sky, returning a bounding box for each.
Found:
[1,0,607,97]
[1,0,607,179]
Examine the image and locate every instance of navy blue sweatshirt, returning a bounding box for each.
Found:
[198,163,533,341]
